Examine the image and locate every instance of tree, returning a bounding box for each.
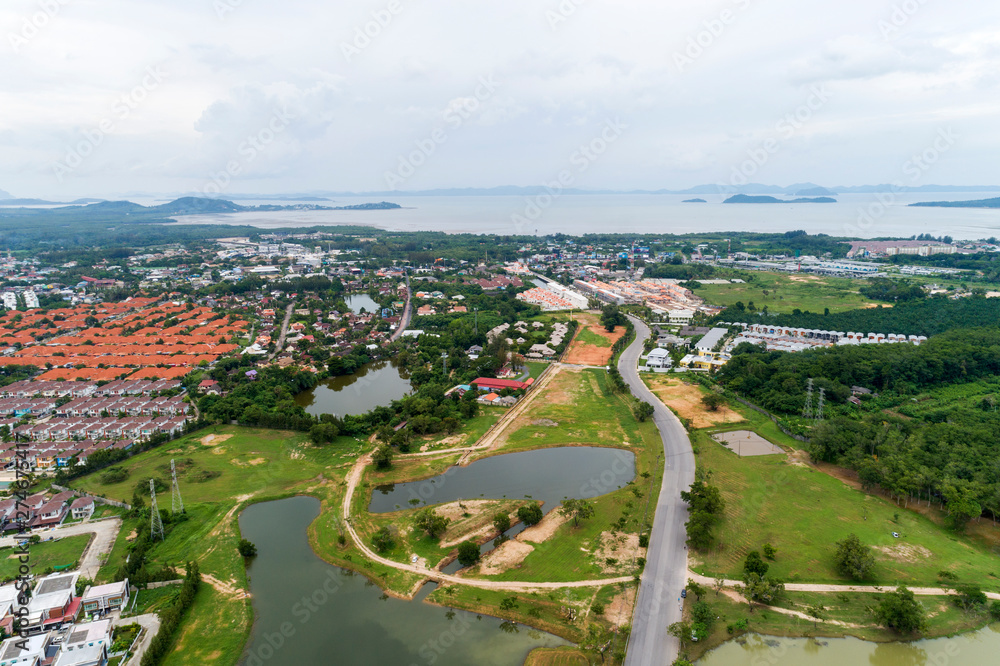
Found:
[414,508,451,539]
[309,423,340,445]
[560,498,596,527]
[456,540,481,567]
[743,551,769,578]
[237,539,257,558]
[600,304,627,332]
[680,480,726,550]
[372,445,394,470]
[685,579,705,601]
[713,576,726,596]
[493,511,511,534]
[701,393,725,412]
[371,526,395,553]
[872,586,926,634]
[667,621,693,649]
[633,401,655,422]
[737,573,785,612]
[517,503,544,526]
[834,533,876,581]
[953,583,988,614]
[763,543,777,560]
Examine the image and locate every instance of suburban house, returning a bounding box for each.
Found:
[471,378,528,392]
[70,497,95,520]
[645,348,673,369]
[81,580,129,615]
[25,572,81,633]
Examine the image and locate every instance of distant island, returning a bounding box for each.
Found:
[909,197,1000,209]
[0,197,401,219]
[0,197,103,206]
[793,186,837,196]
[682,198,707,203]
[723,194,837,204]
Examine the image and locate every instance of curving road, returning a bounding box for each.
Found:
[620,316,696,666]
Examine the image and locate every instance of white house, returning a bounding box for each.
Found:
[81,580,129,614]
[646,348,673,369]
[70,497,95,520]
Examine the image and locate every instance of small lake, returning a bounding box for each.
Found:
[296,358,411,418]
[239,496,569,666]
[698,629,1000,665]
[369,446,637,513]
[346,293,381,314]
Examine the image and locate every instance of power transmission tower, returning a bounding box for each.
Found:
[816,388,826,421]
[474,308,478,335]
[150,479,165,541]
[802,378,814,419]
[441,352,448,378]
[171,459,184,514]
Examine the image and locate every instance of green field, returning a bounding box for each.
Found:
[677,589,993,663]
[575,326,613,348]
[415,408,504,452]
[691,428,1000,591]
[0,534,90,582]
[695,272,878,314]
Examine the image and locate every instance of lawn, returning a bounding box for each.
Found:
[0,534,90,581]
[575,326,613,348]
[676,589,992,663]
[162,584,251,666]
[694,272,877,314]
[523,647,591,665]
[690,429,1000,591]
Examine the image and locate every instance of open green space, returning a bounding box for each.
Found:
[0,534,90,582]
[161,584,251,666]
[575,326,613,348]
[523,647,591,665]
[690,429,1000,591]
[416,408,505,452]
[695,272,877,314]
[677,589,995,663]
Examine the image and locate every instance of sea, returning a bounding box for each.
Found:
[144,192,1000,240]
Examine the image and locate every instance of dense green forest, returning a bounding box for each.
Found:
[716,327,1000,526]
[713,295,1000,337]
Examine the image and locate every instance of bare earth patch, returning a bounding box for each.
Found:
[247,457,266,466]
[605,586,637,627]
[437,500,515,549]
[564,315,626,366]
[646,376,746,429]
[531,419,559,427]
[519,508,570,543]
[200,433,234,446]
[712,430,785,457]
[479,540,534,575]
[592,531,644,573]
[875,543,933,563]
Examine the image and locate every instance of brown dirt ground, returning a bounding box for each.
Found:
[563,314,626,366]
[200,433,233,446]
[605,586,637,627]
[519,508,570,543]
[592,531,644,573]
[478,540,535,575]
[646,376,746,428]
[874,543,933,563]
[437,500,511,549]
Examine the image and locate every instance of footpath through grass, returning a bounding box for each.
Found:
[691,427,1000,591]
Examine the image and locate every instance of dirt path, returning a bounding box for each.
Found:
[266,303,294,362]
[202,573,248,598]
[687,571,1000,601]
[341,442,632,593]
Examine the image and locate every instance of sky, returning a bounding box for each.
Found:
[2,0,999,198]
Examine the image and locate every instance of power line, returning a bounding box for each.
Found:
[150,479,165,541]
[171,459,184,514]
[802,378,814,419]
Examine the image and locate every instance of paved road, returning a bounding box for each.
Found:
[266,303,294,361]
[388,273,412,343]
[0,517,121,579]
[117,613,161,666]
[620,317,695,666]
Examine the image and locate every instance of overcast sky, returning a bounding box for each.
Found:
[2,0,999,198]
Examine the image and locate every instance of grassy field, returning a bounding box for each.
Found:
[524,647,591,665]
[575,326,613,348]
[415,408,505,452]
[678,589,994,663]
[695,272,878,314]
[0,534,90,581]
[690,427,1000,590]
[162,585,251,666]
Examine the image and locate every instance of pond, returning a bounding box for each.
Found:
[697,629,1000,665]
[369,446,637,514]
[239,496,569,666]
[345,293,381,314]
[295,358,411,418]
